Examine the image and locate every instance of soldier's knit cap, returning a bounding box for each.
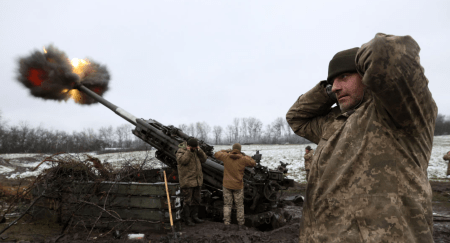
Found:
[327,47,359,84]
[187,138,198,147]
[232,143,241,152]
[305,146,312,151]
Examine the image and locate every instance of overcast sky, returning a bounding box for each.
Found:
[1,0,449,134]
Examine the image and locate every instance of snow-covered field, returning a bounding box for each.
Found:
[1,135,450,183]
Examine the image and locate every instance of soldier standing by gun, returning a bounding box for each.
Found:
[286,33,437,242]
[214,143,256,231]
[303,146,314,182]
[175,138,207,226]
[444,151,450,177]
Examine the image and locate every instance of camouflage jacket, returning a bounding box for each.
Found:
[286,34,437,243]
[175,141,207,188]
[444,153,450,161]
[214,149,256,190]
[304,149,314,171]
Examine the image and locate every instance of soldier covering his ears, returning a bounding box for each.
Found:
[286,33,437,242]
[215,143,256,231]
[176,138,207,226]
[303,146,314,182]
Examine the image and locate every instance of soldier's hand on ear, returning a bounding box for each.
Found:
[326,84,337,103]
[320,80,337,104]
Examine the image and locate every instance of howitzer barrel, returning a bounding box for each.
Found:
[76,84,138,126]
[75,83,225,182]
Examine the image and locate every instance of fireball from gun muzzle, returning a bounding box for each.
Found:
[16,45,110,104]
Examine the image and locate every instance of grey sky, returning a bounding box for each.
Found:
[1,0,449,134]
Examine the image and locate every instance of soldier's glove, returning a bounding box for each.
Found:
[320,80,337,104]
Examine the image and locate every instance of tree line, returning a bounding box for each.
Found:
[0,111,308,153]
[435,114,450,136]
[178,117,308,145]
[1,110,449,154]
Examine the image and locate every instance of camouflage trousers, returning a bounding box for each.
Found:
[223,186,244,225]
[181,186,201,206]
[305,169,310,182]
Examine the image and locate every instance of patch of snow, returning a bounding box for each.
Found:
[7,169,51,179]
[0,165,15,173]
[1,135,449,182]
[0,153,49,159]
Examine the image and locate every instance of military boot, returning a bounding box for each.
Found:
[183,205,195,226]
[191,205,204,223]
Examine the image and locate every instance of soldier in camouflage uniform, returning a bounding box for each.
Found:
[214,143,256,231]
[303,146,314,182]
[286,33,437,242]
[444,152,450,176]
[176,138,207,226]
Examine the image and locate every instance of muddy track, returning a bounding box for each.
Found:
[1,181,450,242]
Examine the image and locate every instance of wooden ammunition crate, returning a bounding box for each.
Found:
[31,181,181,233]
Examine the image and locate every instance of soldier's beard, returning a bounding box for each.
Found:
[338,89,365,113]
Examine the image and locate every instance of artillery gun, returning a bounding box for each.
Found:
[75,83,294,230]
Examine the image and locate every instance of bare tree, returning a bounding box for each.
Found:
[240,118,248,143]
[271,118,285,143]
[86,128,97,145]
[178,124,188,134]
[196,122,211,142]
[232,118,240,142]
[115,125,127,148]
[33,126,46,152]
[122,124,133,148]
[263,124,274,144]
[247,117,263,143]
[55,130,70,152]
[185,123,195,137]
[283,118,295,143]
[225,125,234,144]
[98,126,115,148]
[212,125,223,145]
[115,124,133,148]
[203,122,211,142]
[17,121,31,152]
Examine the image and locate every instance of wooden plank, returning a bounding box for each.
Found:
[33,182,180,198]
[61,193,181,209]
[60,182,180,196]
[68,204,182,222]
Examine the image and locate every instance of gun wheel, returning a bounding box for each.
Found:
[263,182,279,202]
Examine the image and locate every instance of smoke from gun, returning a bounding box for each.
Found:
[16,45,110,105]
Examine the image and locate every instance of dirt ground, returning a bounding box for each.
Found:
[1,182,450,242]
